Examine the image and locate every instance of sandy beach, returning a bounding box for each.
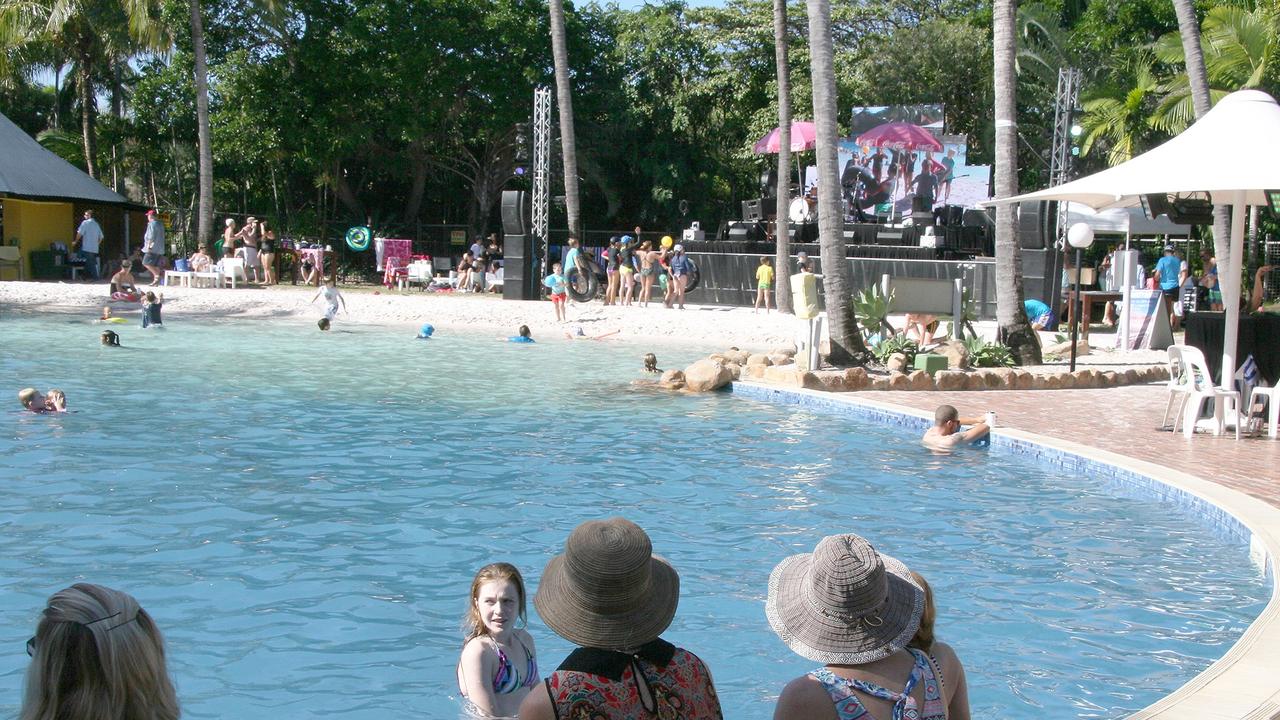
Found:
[0,279,1169,368]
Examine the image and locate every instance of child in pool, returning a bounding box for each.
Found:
[141,291,164,328]
[18,388,47,413]
[44,389,67,412]
[101,330,121,346]
[506,325,534,343]
[644,352,661,373]
[457,563,538,719]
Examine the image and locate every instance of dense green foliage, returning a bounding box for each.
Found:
[1,0,1277,242]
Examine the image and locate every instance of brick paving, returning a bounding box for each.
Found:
[864,384,1280,505]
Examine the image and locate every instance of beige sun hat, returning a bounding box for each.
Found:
[534,518,679,650]
[766,534,923,664]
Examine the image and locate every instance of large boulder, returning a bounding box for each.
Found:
[1013,369,1036,390]
[684,359,734,392]
[659,369,685,390]
[745,363,767,380]
[746,353,772,367]
[724,349,751,365]
[844,367,870,391]
[935,370,969,391]
[908,370,936,391]
[939,341,970,370]
[811,371,845,391]
[764,364,805,387]
[771,345,798,358]
[868,374,892,390]
[986,367,1017,389]
[888,372,911,390]
[887,352,910,374]
[768,354,794,366]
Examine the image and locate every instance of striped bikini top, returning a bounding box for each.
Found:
[492,636,538,695]
[808,648,946,720]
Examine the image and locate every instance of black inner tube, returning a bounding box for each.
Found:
[685,260,701,293]
[565,266,598,302]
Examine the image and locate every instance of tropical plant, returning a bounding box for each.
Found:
[1079,53,1161,166]
[992,0,1041,365]
[806,0,866,364]
[871,333,919,366]
[849,284,893,340]
[189,0,212,247]
[962,335,1016,367]
[772,0,793,314]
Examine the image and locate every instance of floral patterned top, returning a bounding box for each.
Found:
[543,638,722,720]
[808,648,946,720]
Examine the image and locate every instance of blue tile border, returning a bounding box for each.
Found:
[730,382,1271,578]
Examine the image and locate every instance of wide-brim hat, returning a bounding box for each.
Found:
[534,518,679,649]
[766,534,923,665]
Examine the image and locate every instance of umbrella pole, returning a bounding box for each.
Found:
[1220,193,1247,391]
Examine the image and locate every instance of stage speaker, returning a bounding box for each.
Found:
[1020,248,1062,312]
[741,198,764,222]
[501,190,530,236]
[1016,201,1051,250]
[962,208,993,228]
[727,222,764,243]
[936,205,964,226]
[760,168,778,198]
[502,233,538,301]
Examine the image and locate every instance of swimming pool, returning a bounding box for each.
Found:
[0,311,1269,719]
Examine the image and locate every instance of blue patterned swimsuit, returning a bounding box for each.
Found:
[809,648,946,720]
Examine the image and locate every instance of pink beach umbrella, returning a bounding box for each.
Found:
[752,121,818,154]
[855,121,943,151]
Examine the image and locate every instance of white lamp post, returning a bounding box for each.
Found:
[1067,222,1095,371]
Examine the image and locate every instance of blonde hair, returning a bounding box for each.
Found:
[18,388,40,408]
[462,563,527,645]
[907,570,935,653]
[21,583,179,720]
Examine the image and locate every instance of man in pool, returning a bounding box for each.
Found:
[922,404,990,450]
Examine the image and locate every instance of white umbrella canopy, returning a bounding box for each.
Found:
[991,89,1280,390]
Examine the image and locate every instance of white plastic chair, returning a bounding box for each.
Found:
[220,257,248,288]
[405,260,434,290]
[164,269,194,287]
[1247,385,1280,439]
[1161,345,1196,431]
[1170,344,1241,439]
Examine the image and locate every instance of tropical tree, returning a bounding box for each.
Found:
[190,0,212,245]
[773,0,793,314]
[548,0,582,239]
[0,0,163,179]
[992,0,1040,365]
[1171,0,1231,267]
[805,0,865,364]
[1079,53,1161,166]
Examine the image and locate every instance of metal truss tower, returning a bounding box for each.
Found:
[532,86,552,279]
[1050,68,1082,243]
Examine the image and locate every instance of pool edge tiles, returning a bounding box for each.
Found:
[729,381,1280,720]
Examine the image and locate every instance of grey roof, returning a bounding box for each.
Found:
[0,110,130,205]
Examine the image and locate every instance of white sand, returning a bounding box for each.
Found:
[0,280,1168,368]
[0,280,802,353]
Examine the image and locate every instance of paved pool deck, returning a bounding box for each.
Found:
[737,380,1280,719]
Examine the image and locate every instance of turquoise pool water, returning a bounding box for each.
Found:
[0,310,1269,719]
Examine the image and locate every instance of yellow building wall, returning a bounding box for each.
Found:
[6,199,74,258]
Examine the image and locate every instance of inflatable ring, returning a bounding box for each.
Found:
[102,317,128,324]
[685,260,701,293]
[565,266,599,303]
[345,226,372,251]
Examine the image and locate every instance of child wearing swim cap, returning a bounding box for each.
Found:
[457,563,538,719]
[417,323,435,339]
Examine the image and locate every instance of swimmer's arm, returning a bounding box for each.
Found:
[458,640,497,715]
[960,422,990,442]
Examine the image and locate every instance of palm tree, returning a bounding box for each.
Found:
[548,0,582,240]
[772,0,793,314]
[190,0,213,247]
[1079,53,1161,166]
[992,0,1041,365]
[805,0,865,364]
[1171,0,1231,269]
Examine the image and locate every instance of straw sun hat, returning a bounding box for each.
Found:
[534,518,679,650]
[766,534,924,665]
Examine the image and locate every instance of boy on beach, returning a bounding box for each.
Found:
[754,257,774,313]
[922,404,990,450]
[544,262,568,322]
[312,280,346,321]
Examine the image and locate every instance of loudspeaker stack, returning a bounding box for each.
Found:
[502,231,538,301]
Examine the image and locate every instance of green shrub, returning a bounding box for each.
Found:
[873,333,920,366]
[962,335,1015,368]
[850,285,893,340]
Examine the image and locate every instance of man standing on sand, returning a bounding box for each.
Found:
[141,210,166,286]
[922,404,991,450]
[74,210,104,280]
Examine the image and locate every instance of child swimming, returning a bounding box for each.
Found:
[644,352,661,373]
[18,388,47,413]
[141,291,164,328]
[506,325,534,343]
[457,563,538,719]
[44,389,67,412]
[101,330,121,346]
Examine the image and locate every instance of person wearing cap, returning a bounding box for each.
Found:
[618,235,637,306]
[416,323,435,339]
[667,244,691,310]
[221,218,238,258]
[1153,245,1183,330]
[74,210,104,280]
[767,534,970,720]
[141,210,166,286]
[520,517,723,719]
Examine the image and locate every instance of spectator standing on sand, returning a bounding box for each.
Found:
[638,241,658,307]
[755,256,774,313]
[767,534,970,720]
[20,583,180,720]
[141,210,165,286]
[236,217,263,283]
[222,218,238,258]
[74,210,104,280]
[668,244,691,310]
[544,262,568,323]
[519,518,723,720]
[260,222,278,285]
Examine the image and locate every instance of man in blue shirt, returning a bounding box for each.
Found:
[1154,244,1183,329]
[1024,298,1055,330]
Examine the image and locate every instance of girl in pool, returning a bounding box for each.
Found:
[457,562,538,719]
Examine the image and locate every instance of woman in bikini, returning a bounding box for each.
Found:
[458,562,538,718]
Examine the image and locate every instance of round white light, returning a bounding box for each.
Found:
[1067,222,1095,249]
[1070,123,1083,137]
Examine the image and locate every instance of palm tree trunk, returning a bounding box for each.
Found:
[191,0,215,249]
[548,0,582,240]
[773,0,794,314]
[77,58,98,179]
[806,0,865,364]
[1172,0,1232,268]
[993,0,1041,364]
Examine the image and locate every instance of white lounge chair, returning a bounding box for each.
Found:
[164,269,195,287]
[1247,384,1280,439]
[220,257,248,288]
[404,260,434,291]
[1167,344,1240,439]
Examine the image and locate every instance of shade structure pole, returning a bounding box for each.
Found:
[1069,247,1084,371]
[1220,192,1247,390]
